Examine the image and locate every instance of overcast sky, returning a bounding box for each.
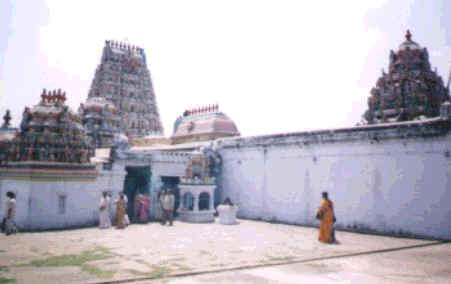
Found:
[1,0,450,137]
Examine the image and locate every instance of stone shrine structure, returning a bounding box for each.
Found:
[364,30,449,124]
[79,96,121,148]
[177,152,216,223]
[86,40,164,138]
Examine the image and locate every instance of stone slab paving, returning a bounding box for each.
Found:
[151,241,451,284]
[0,219,439,284]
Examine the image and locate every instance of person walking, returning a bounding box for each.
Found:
[2,191,18,235]
[160,189,175,226]
[316,191,336,243]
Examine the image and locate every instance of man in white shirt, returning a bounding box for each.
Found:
[159,189,175,226]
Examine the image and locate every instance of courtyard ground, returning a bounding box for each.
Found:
[0,219,449,284]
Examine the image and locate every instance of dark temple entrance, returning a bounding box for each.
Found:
[123,166,151,222]
[160,176,180,217]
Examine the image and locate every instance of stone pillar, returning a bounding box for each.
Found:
[178,189,185,211]
[209,188,215,210]
[193,193,199,212]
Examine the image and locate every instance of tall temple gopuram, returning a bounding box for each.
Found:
[363,30,450,124]
[85,40,164,138]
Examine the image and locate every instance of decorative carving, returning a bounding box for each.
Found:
[188,121,195,132]
[5,89,94,164]
[85,40,164,137]
[363,30,450,124]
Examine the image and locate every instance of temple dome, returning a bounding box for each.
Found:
[398,30,421,51]
[171,106,239,144]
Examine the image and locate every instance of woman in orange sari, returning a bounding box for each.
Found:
[316,192,336,243]
[116,193,126,229]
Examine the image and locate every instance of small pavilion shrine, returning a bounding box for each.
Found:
[177,151,216,223]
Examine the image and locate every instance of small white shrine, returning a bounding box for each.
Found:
[176,153,216,223]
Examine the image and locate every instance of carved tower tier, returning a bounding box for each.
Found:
[86,40,164,138]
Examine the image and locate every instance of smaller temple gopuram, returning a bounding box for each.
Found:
[364,30,450,124]
[0,90,109,230]
[5,89,94,164]
[79,96,121,148]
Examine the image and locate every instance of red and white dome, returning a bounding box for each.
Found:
[172,109,239,143]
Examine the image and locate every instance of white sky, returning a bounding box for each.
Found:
[1,0,450,137]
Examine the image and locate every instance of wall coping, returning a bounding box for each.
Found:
[216,117,451,149]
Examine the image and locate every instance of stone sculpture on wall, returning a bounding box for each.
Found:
[181,148,221,185]
[109,133,130,161]
[201,144,223,178]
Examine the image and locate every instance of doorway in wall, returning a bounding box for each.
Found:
[123,166,151,222]
[160,176,180,217]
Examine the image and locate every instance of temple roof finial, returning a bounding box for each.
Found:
[406,29,412,41]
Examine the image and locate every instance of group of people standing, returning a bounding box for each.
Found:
[2,189,336,244]
[98,189,175,229]
[99,191,130,229]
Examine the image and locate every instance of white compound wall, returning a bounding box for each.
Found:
[218,123,451,240]
[0,162,126,230]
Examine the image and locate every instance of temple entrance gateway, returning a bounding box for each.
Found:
[123,166,151,222]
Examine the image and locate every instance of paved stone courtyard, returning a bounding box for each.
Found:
[0,219,449,284]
